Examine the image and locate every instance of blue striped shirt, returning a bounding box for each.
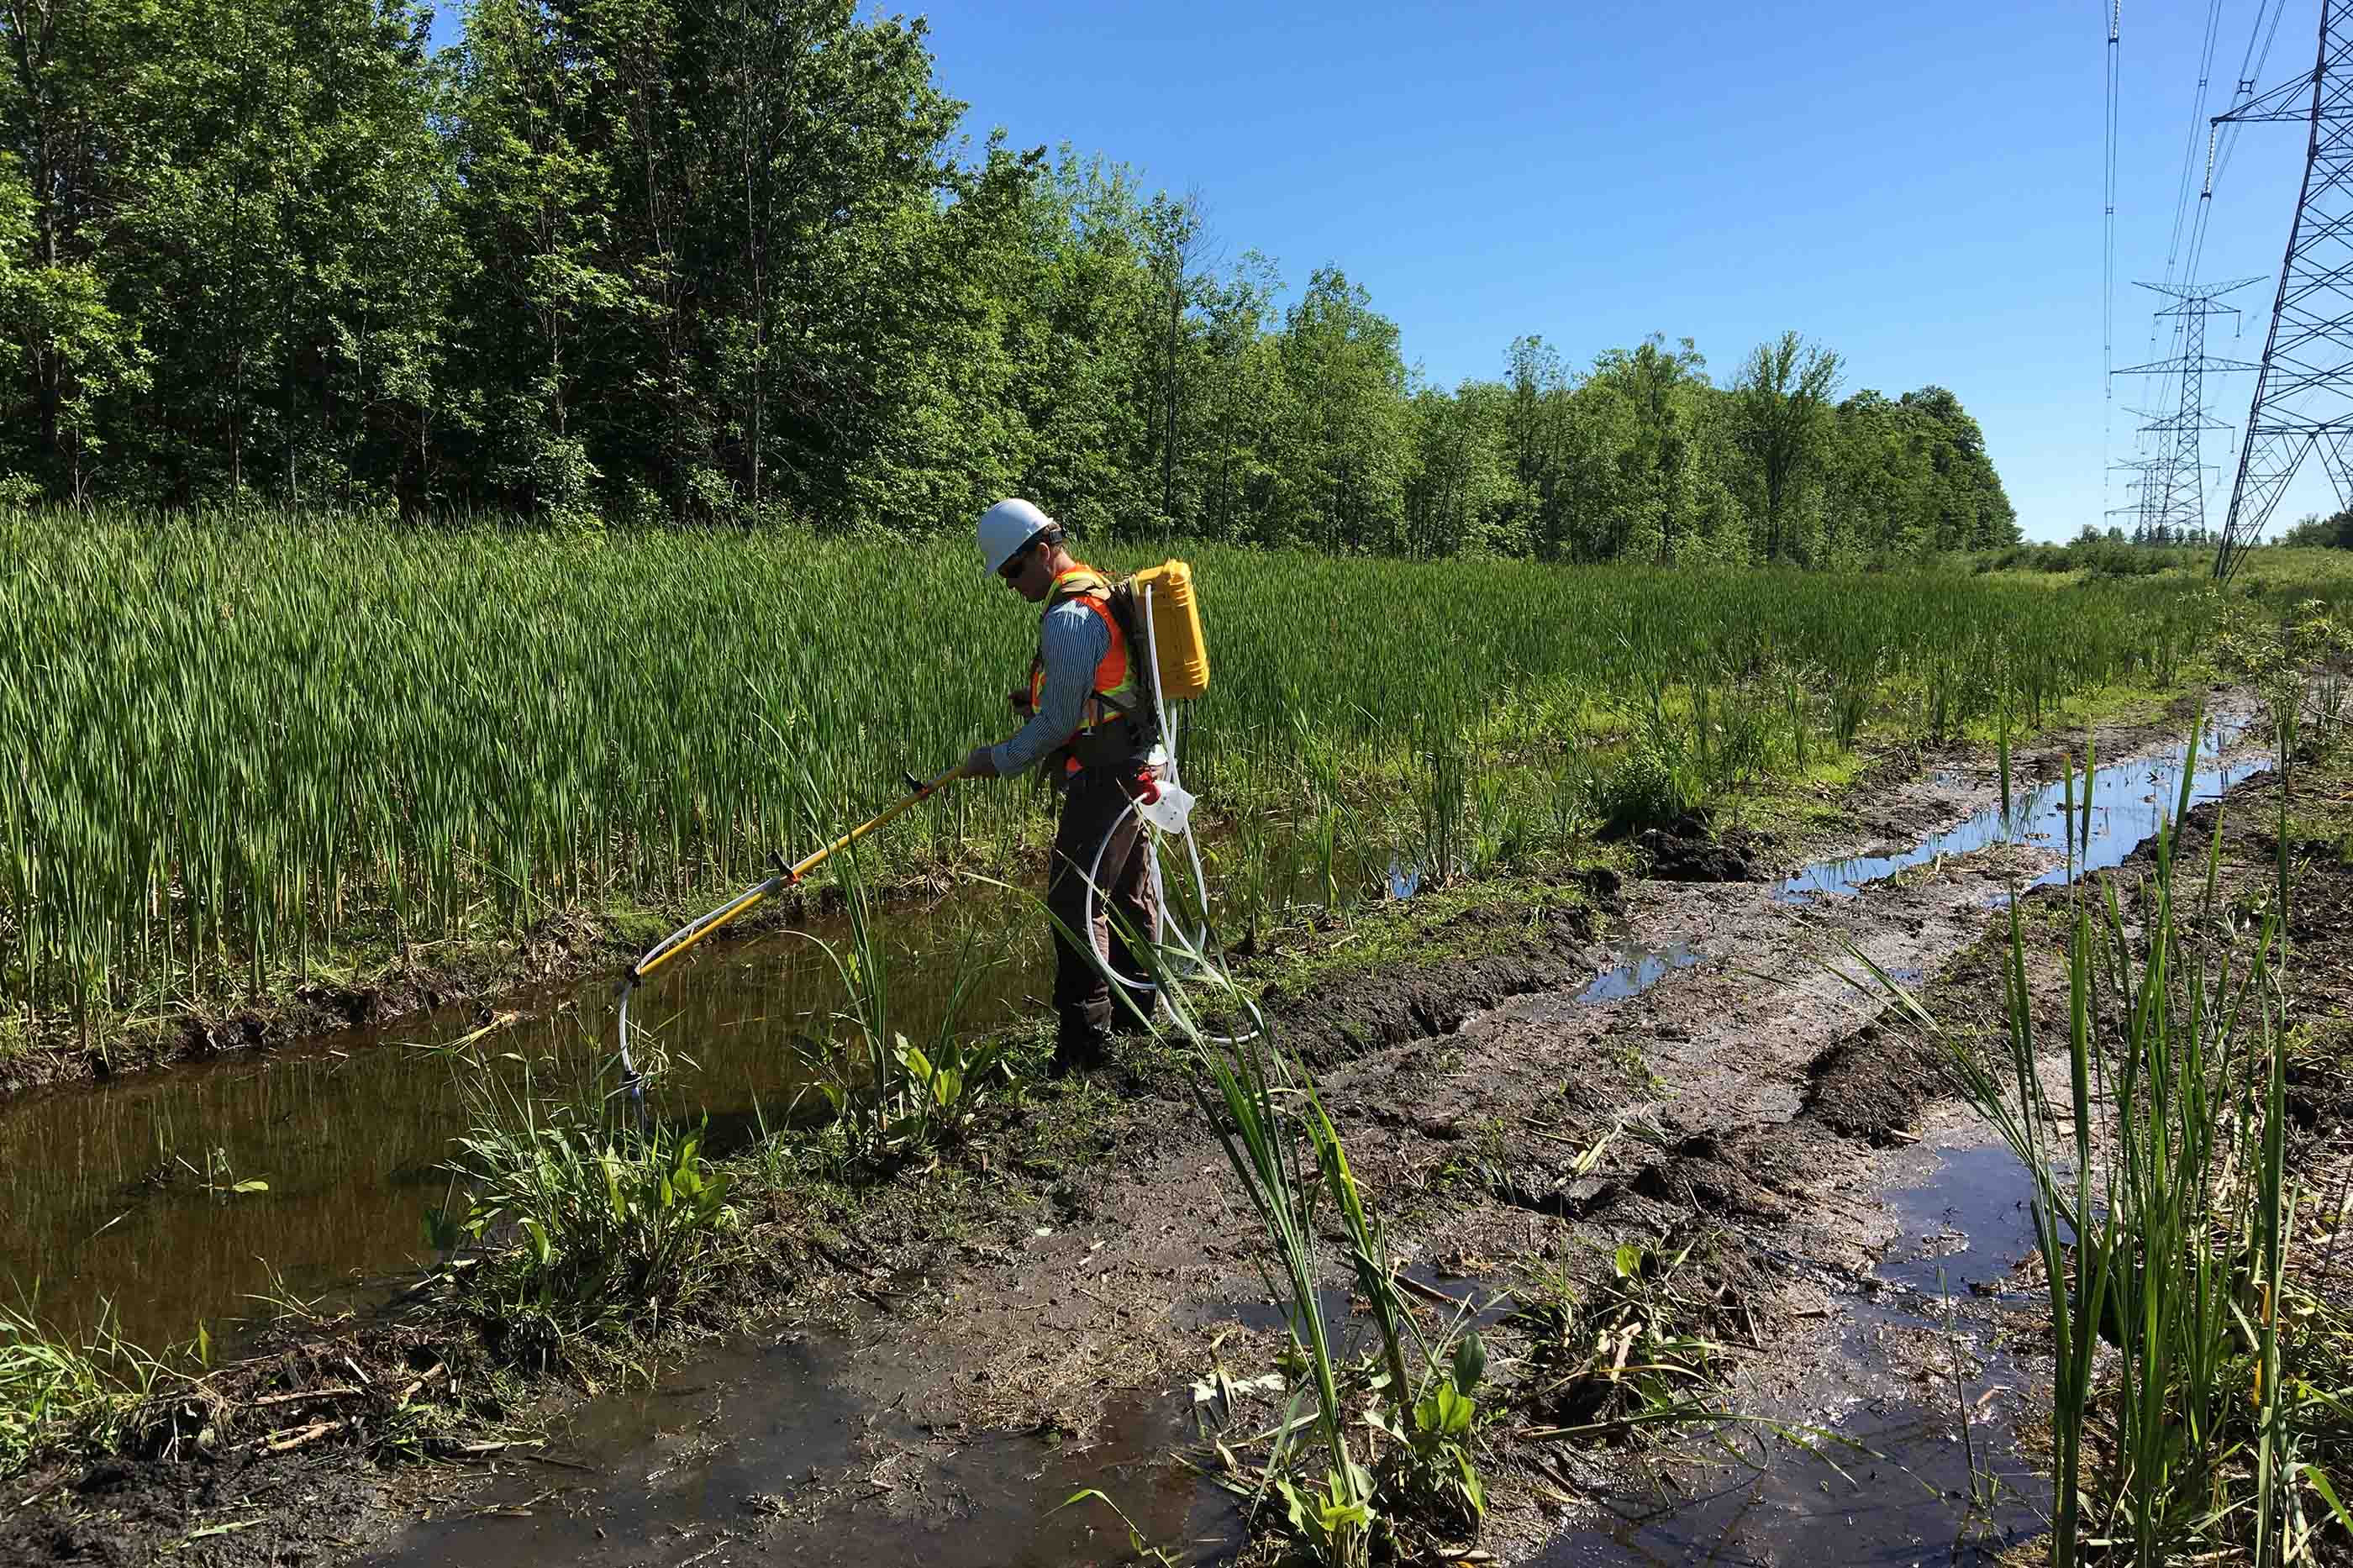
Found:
[992,598,1111,777]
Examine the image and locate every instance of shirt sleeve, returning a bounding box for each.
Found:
[993,601,1111,777]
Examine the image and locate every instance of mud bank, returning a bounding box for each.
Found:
[13,686,2331,1567]
[0,870,952,1098]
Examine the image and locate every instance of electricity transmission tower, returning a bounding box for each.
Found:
[2114,280,2261,541]
[2107,453,2169,536]
[2214,0,2353,580]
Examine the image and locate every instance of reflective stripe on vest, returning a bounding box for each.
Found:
[1028,565,1142,732]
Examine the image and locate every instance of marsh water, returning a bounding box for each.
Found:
[0,883,1050,1349]
[359,1317,1248,1568]
[1778,718,2266,903]
[1539,1142,2050,1565]
[1,720,2266,1358]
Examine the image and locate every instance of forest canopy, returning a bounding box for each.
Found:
[0,0,2019,562]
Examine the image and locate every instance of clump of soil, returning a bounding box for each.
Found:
[1803,1020,1956,1144]
[1636,814,1764,883]
[0,1318,504,1568]
[1264,917,1591,1069]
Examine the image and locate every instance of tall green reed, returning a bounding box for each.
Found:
[782,847,1008,1163]
[4,508,2257,1032]
[1867,712,2336,1564]
[1107,915,1486,1563]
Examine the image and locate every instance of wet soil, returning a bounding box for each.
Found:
[15,684,2344,1567]
[1636,815,1763,883]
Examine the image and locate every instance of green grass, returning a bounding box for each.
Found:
[1235,873,1597,997]
[424,1028,742,1370]
[0,1303,174,1476]
[9,505,2330,1039]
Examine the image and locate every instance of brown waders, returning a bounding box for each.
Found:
[1046,761,1160,1073]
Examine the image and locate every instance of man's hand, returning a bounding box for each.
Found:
[962,745,1001,780]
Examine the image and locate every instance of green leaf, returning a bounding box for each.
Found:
[2303,1462,2353,1538]
[1452,1330,1487,1395]
[604,1154,627,1223]
[1455,1448,1487,1518]
[1275,1477,1312,1534]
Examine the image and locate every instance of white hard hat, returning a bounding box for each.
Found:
[977,497,1055,577]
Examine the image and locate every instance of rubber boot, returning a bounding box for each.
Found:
[1050,1017,1113,1078]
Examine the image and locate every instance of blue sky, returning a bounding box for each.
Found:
[429,2,2335,543]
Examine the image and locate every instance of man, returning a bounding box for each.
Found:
[962,498,1159,1075]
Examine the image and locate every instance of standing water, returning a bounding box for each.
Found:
[1778,718,2267,902]
[0,883,1048,1349]
[0,720,2270,1352]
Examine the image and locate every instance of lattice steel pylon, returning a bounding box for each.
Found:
[2114,281,2261,542]
[2108,453,2170,536]
[2214,0,2353,580]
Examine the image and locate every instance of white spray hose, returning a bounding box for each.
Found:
[1087,581,1201,990]
[1078,584,1259,1044]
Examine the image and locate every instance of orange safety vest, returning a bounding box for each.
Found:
[1029,565,1149,772]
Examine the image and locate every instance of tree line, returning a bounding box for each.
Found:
[2277,510,2353,550]
[0,0,2019,562]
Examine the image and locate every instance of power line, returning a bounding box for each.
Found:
[2104,0,2121,518]
[2163,0,2230,287]
[2130,0,2238,495]
[2187,0,2292,289]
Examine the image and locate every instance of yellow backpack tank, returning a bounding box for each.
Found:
[1127,560,1209,702]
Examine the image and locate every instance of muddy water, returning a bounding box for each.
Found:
[1779,718,2268,902]
[361,1319,1245,1568]
[1540,1143,2050,1565]
[3,792,1455,1351]
[0,882,1051,1349]
[1,714,2264,1539]
[1577,940,1706,1003]
[359,1125,2061,1567]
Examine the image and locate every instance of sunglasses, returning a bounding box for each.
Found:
[998,547,1029,582]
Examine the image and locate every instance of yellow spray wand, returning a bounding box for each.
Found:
[613,762,967,1106]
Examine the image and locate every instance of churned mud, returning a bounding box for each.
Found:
[15,684,2348,1567]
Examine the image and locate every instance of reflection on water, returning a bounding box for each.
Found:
[2,812,1440,1349]
[1537,1143,2047,1565]
[1780,721,2266,903]
[0,883,1046,1349]
[1577,942,1705,1003]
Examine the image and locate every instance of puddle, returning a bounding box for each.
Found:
[1577,942,1706,1004]
[1535,1391,2040,1565]
[1780,723,2269,903]
[1182,1283,1357,1339]
[0,883,1050,1349]
[1875,1143,2042,1299]
[1540,1141,2050,1564]
[1398,1262,1519,1331]
[359,1323,1242,1568]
